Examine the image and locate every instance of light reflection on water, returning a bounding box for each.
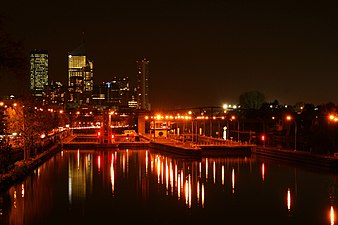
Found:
[0,149,337,225]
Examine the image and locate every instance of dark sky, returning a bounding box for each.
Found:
[1,0,338,110]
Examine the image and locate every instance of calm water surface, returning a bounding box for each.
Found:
[0,149,337,225]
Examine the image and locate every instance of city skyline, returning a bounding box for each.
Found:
[1,0,338,110]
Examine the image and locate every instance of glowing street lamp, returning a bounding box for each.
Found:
[230,115,239,141]
[261,134,266,147]
[329,114,338,123]
[97,131,101,143]
[286,115,297,150]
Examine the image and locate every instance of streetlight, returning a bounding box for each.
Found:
[108,111,114,144]
[230,115,239,142]
[286,115,297,151]
[329,114,338,123]
[261,134,266,147]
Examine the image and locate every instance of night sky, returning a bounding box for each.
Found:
[1,0,338,110]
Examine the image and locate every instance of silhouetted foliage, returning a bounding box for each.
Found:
[0,105,6,135]
[0,16,29,96]
[239,91,266,110]
[0,137,12,173]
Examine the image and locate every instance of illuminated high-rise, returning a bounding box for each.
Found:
[68,44,93,105]
[30,49,48,97]
[136,58,150,110]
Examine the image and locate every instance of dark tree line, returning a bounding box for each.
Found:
[0,15,29,98]
[236,91,338,154]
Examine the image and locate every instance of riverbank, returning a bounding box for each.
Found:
[0,144,62,192]
[253,146,338,172]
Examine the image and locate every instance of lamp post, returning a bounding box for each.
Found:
[261,134,266,148]
[153,117,156,142]
[218,118,220,139]
[237,120,240,142]
[286,115,297,151]
[189,111,193,143]
[191,119,194,143]
[226,119,229,140]
[108,111,113,144]
[230,115,239,142]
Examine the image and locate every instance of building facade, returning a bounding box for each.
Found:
[68,44,93,106]
[136,58,150,110]
[91,76,134,109]
[30,49,48,97]
[43,81,66,108]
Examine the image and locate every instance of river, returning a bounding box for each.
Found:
[0,149,337,225]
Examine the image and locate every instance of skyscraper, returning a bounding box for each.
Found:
[30,49,48,97]
[68,44,93,105]
[136,58,150,110]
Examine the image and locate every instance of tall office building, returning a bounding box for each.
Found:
[108,78,121,106]
[43,81,66,107]
[68,44,93,105]
[30,49,48,97]
[117,76,131,107]
[136,58,150,110]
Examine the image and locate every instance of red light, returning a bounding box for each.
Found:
[111,134,115,139]
[261,135,265,141]
[98,131,101,136]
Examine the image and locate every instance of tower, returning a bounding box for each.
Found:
[136,58,150,110]
[30,49,48,97]
[68,44,93,105]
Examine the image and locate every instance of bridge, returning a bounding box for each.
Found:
[62,126,149,149]
[62,126,255,157]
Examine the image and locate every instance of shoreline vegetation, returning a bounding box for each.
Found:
[0,143,61,192]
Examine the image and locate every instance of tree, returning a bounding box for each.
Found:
[4,105,24,148]
[0,103,11,172]
[0,136,11,173]
[5,101,42,160]
[239,91,266,110]
[0,103,6,135]
[0,16,29,97]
